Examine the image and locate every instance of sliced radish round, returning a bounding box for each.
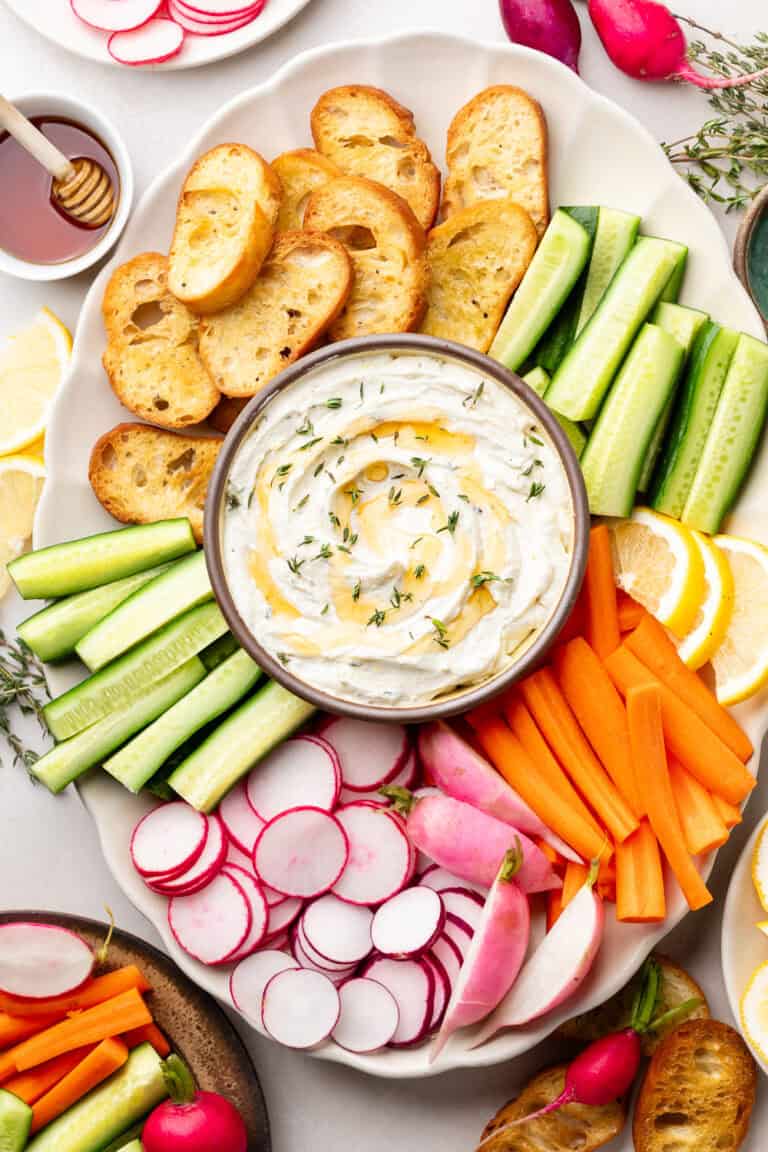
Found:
[0,923,94,999]
[419,866,488,899]
[221,866,269,963]
[168,871,251,965]
[108,19,185,65]
[265,896,303,938]
[219,780,264,854]
[332,978,400,1053]
[425,952,450,1030]
[225,841,256,873]
[430,934,462,990]
[181,0,265,15]
[254,808,348,899]
[362,957,435,1048]
[230,950,299,1032]
[301,895,373,966]
[71,0,163,32]
[440,889,485,933]
[131,803,207,878]
[296,921,361,974]
[322,717,408,792]
[147,814,226,896]
[332,804,413,906]
[167,4,256,35]
[338,748,418,807]
[371,887,444,959]
[246,736,340,822]
[262,969,340,1049]
[442,916,474,958]
[291,933,356,984]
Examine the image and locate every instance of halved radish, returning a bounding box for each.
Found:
[219,781,264,854]
[440,889,485,934]
[246,735,340,822]
[108,19,185,66]
[261,969,340,1049]
[430,934,462,990]
[418,866,487,899]
[301,895,373,966]
[147,814,226,896]
[265,896,303,938]
[131,803,207,878]
[371,887,444,959]
[254,808,348,899]
[291,933,356,984]
[322,717,408,793]
[332,804,413,906]
[0,923,94,999]
[71,0,163,32]
[222,866,269,963]
[230,950,299,1033]
[362,957,435,1048]
[425,952,450,1030]
[168,871,251,965]
[332,978,400,1053]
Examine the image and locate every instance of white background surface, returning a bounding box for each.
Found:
[1,1,767,1148]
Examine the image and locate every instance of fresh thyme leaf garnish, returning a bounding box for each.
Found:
[313,543,333,561]
[390,586,402,609]
[299,437,323,452]
[388,487,403,507]
[411,456,430,478]
[286,555,305,575]
[458,493,470,502]
[345,486,362,506]
[275,463,292,479]
[416,494,430,506]
[313,462,325,478]
[359,381,365,402]
[329,512,341,529]
[326,397,343,409]
[471,571,500,588]
[370,431,379,443]
[277,651,291,665]
[427,484,440,499]
[521,462,534,477]
[528,434,544,447]
[352,581,361,602]
[367,609,387,628]
[294,494,309,511]
[414,564,426,579]
[321,603,329,615]
[331,435,348,447]
[431,618,449,648]
[0,631,49,771]
[410,536,424,549]
[299,535,315,547]
[297,417,314,436]
[526,481,546,502]
[438,510,459,534]
[463,380,485,408]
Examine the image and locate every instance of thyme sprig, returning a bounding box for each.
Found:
[0,631,49,770]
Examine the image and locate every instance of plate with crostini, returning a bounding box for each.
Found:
[29,31,768,1079]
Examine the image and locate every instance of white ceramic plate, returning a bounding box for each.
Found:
[36,31,768,1078]
[2,0,314,71]
[723,814,768,1074]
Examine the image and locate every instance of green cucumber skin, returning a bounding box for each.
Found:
[0,1088,32,1152]
[101,1125,144,1152]
[199,632,239,671]
[32,659,206,793]
[104,649,262,793]
[575,208,641,335]
[522,368,586,457]
[533,207,599,375]
[25,1045,166,1152]
[43,601,227,742]
[522,367,550,398]
[115,1143,143,1152]
[8,520,195,601]
[170,679,316,812]
[651,323,739,519]
[682,333,768,533]
[658,247,688,302]
[76,550,212,672]
[17,563,174,663]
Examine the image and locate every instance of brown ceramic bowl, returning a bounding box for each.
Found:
[204,335,589,723]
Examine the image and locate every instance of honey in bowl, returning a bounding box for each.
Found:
[0,117,119,265]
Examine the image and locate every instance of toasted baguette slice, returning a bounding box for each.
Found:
[209,395,248,435]
[168,144,281,314]
[479,1065,626,1152]
[311,85,440,229]
[272,149,340,232]
[421,199,537,352]
[634,1020,756,1152]
[304,176,428,340]
[442,86,549,235]
[89,423,221,544]
[199,232,352,398]
[102,252,219,429]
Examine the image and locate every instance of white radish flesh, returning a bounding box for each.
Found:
[296,921,360,973]
[147,814,226,896]
[131,803,207,878]
[292,933,356,984]
[71,0,162,32]
[301,894,373,966]
[362,957,434,1048]
[221,866,268,962]
[323,717,408,792]
[440,889,485,933]
[254,808,348,899]
[265,896,303,938]
[262,969,340,1049]
[332,804,413,906]
[108,19,185,65]
[0,923,94,999]
[230,950,299,1033]
[419,866,487,899]
[332,978,400,1053]
[218,780,264,854]
[371,887,444,958]
[168,872,251,965]
[246,735,340,822]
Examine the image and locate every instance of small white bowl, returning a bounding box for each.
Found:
[722,812,768,1074]
[0,91,133,282]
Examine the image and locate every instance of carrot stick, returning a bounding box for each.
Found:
[605,646,756,806]
[535,838,565,875]
[617,591,646,632]
[547,889,563,931]
[556,637,644,818]
[519,669,639,844]
[597,858,617,903]
[123,1022,170,1057]
[0,1013,61,1048]
[3,1048,93,1105]
[10,989,151,1074]
[584,524,621,659]
[558,583,587,645]
[625,614,753,762]
[30,1038,129,1134]
[615,819,666,922]
[668,760,729,856]
[712,794,742,829]
[626,684,712,912]
[562,861,589,909]
[0,966,151,1019]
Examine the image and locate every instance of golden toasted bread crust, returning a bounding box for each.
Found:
[272,149,340,232]
[208,395,248,436]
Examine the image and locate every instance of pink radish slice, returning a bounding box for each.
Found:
[371,887,444,959]
[168,871,251,965]
[261,968,340,1049]
[108,19,185,65]
[265,896,303,937]
[332,978,400,1053]
[246,735,340,822]
[440,889,485,934]
[221,866,269,962]
[332,804,413,906]
[292,934,356,984]
[131,803,207,878]
[0,923,93,999]
[219,780,264,854]
[419,866,487,899]
[167,3,260,35]
[442,916,474,958]
[296,921,362,974]
[425,953,450,1029]
[338,749,417,807]
[71,0,163,32]
[254,808,348,899]
[430,934,463,990]
[230,950,299,1032]
[225,841,256,873]
[362,957,435,1048]
[265,931,289,951]
[301,895,373,966]
[323,717,408,792]
[147,814,226,896]
[181,0,264,16]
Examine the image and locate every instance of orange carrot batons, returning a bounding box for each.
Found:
[30,1038,129,1134]
[3,1049,92,1105]
[615,819,666,922]
[0,965,151,1019]
[668,760,729,856]
[584,524,621,659]
[712,793,742,829]
[11,989,151,1073]
[617,591,646,632]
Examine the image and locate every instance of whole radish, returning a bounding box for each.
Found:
[499,0,582,72]
[588,0,768,90]
[142,1056,247,1152]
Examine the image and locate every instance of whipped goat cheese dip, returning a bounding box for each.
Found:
[221,350,575,707]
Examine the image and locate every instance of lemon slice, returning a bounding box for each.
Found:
[0,455,46,599]
[741,960,768,1064]
[609,508,706,638]
[675,531,734,670]
[752,822,768,913]
[711,535,768,705]
[0,308,71,457]
[757,922,768,940]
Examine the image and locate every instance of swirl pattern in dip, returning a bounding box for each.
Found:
[222,350,575,707]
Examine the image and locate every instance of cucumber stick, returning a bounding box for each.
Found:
[170,680,316,812]
[575,208,641,334]
[117,1144,143,1152]
[490,210,592,372]
[32,659,206,793]
[8,520,195,600]
[105,649,262,793]
[522,368,586,458]
[546,237,683,421]
[658,245,688,302]
[522,366,551,398]
[17,563,174,663]
[76,550,212,671]
[533,207,599,374]
[682,333,768,532]
[25,1044,166,1152]
[0,1089,31,1152]
[200,632,239,671]
[43,601,228,742]
[581,324,685,517]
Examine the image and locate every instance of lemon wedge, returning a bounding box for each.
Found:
[0,308,71,457]
[741,960,768,1064]
[0,455,46,599]
[752,821,768,914]
[610,508,706,638]
[675,531,734,670]
[711,535,768,705]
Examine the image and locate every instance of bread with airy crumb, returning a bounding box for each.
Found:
[272,149,340,232]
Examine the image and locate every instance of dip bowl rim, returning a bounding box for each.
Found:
[204,334,590,723]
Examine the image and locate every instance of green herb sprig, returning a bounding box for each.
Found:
[0,631,49,770]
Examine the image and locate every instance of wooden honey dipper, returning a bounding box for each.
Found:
[0,95,116,228]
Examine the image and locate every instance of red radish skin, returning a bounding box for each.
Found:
[142,1057,247,1152]
[332,804,414,906]
[230,951,299,1033]
[371,887,445,959]
[71,0,163,32]
[108,19,185,66]
[146,815,226,897]
[218,781,264,854]
[419,865,488,899]
[0,923,94,1000]
[261,968,341,1049]
[301,894,373,966]
[296,920,363,972]
[322,717,409,792]
[362,957,435,1047]
[131,803,208,878]
[264,896,303,938]
[220,867,268,963]
[499,0,582,71]
[424,953,451,1029]
[291,934,356,984]
[168,872,252,965]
